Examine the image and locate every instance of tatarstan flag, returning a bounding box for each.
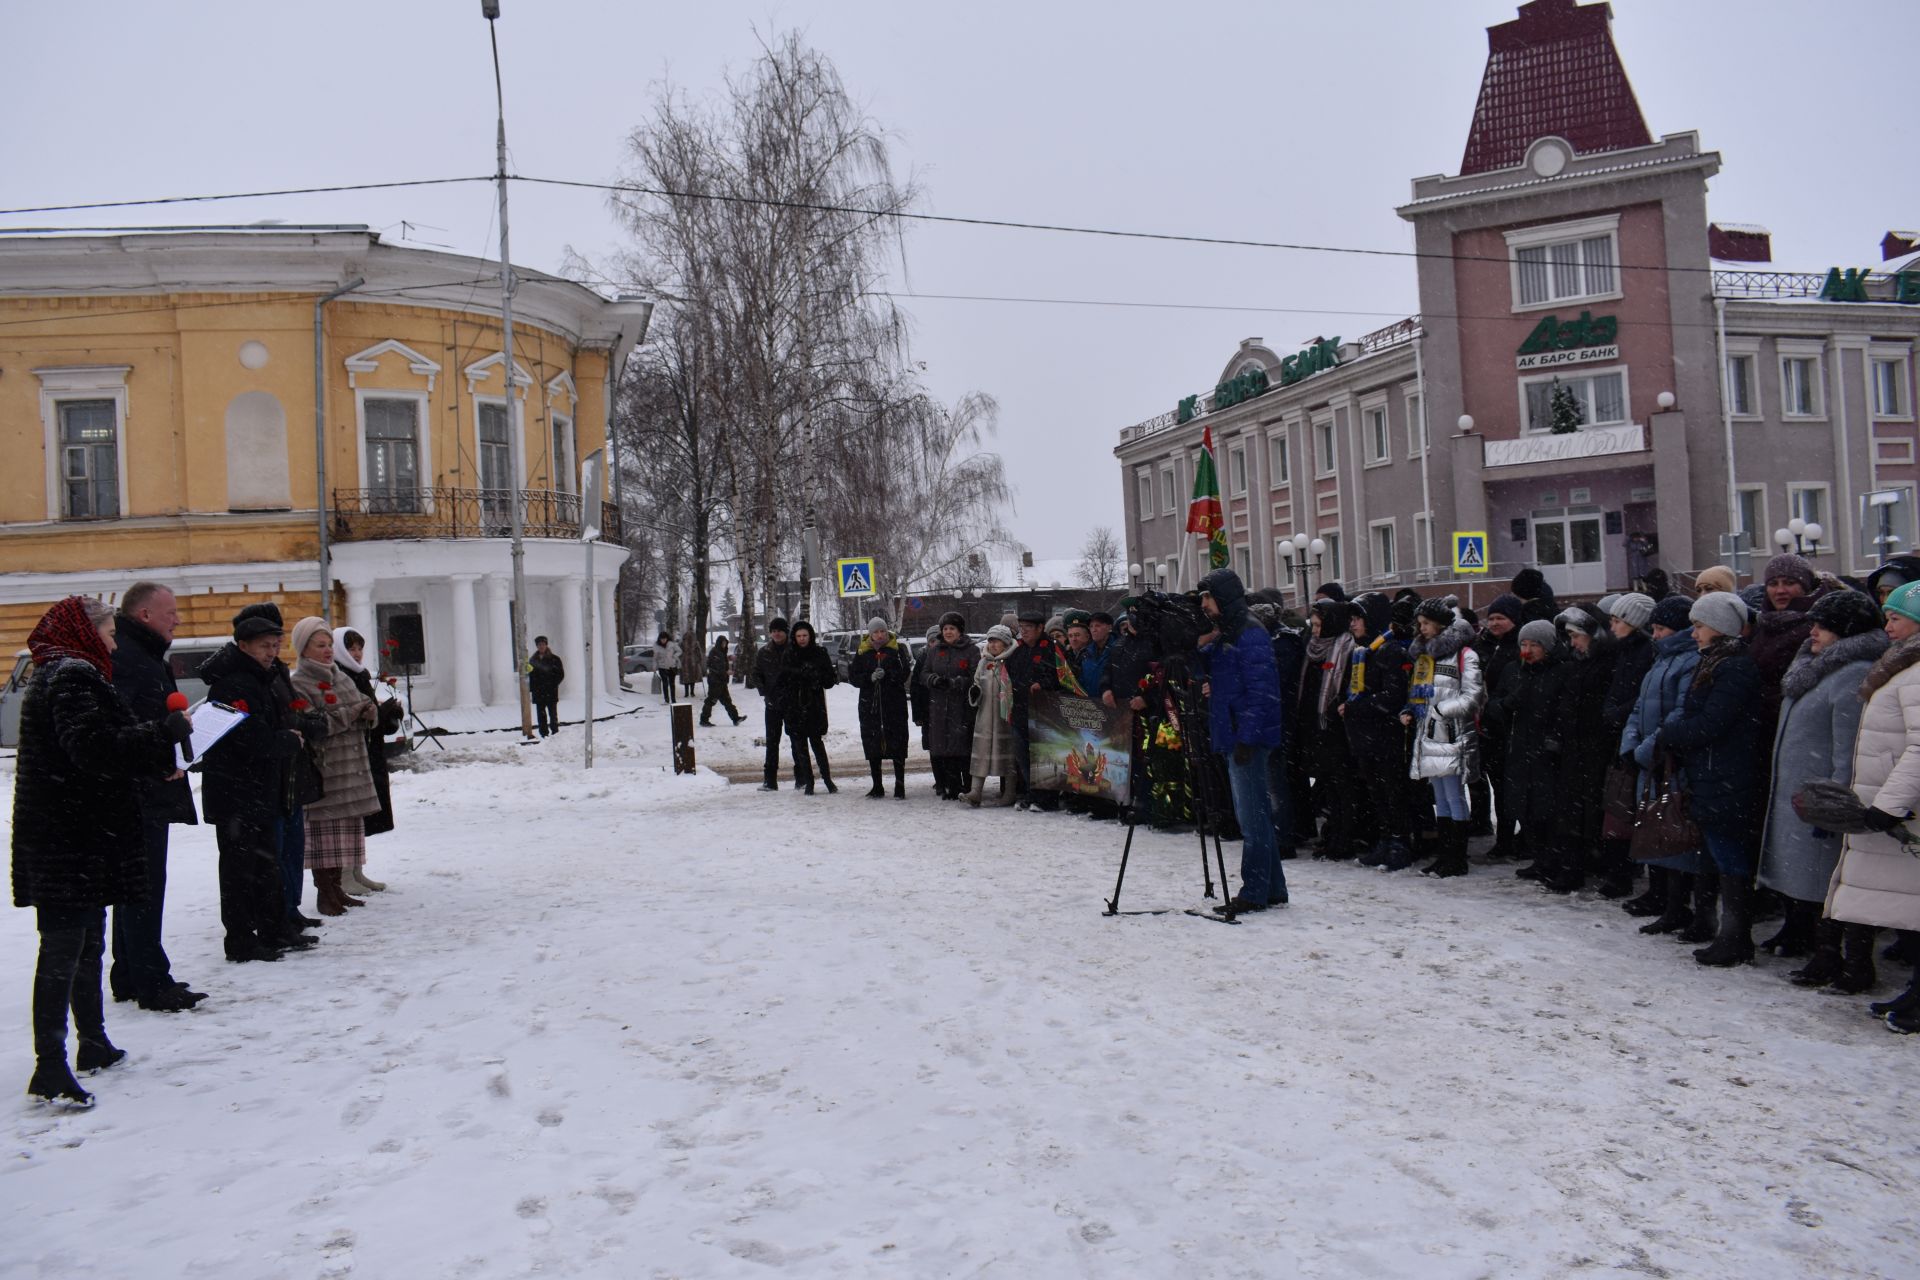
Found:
[1186,425,1230,570]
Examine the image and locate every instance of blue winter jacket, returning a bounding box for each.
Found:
[1655,644,1765,830]
[1197,569,1284,751]
[1621,629,1701,794]
[1076,638,1112,704]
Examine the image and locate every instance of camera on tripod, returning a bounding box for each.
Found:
[1123,589,1209,679]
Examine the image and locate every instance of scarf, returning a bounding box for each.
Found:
[1308,632,1354,726]
[1861,630,1920,702]
[1779,628,1889,703]
[1348,635,1387,699]
[28,595,112,680]
[976,647,1014,725]
[1688,635,1745,696]
[332,626,367,674]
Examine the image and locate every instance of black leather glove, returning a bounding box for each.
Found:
[162,711,193,745]
[1232,743,1254,766]
[1864,806,1907,832]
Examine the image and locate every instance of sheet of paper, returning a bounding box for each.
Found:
[177,701,248,771]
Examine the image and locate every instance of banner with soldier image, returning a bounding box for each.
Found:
[1029,690,1133,806]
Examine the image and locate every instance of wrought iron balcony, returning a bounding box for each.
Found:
[330,487,622,543]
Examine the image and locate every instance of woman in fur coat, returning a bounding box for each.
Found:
[287,617,382,915]
[967,625,1019,807]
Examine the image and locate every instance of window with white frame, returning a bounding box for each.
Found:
[363,396,423,513]
[1734,485,1767,550]
[1235,544,1252,585]
[58,399,120,520]
[1725,353,1757,417]
[1522,368,1628,433]
[1313,416,1336,476]
[551,414,576,496]
[1370,519,1397,580]
[1779,347,1825,418]
[1363,401,1390,465]
[1787,483,1831,551]
[1321,532,1342,582]
[1405,391,1425,457]
[477,400,516,528]
[1268,431,1290,486]
[1137,470,1154,518]
[1412,513,1432,571]
[1506,215,1621,310]
[1873,355,1910,419]
[1228,443,1248,496]
[1160,465,1176,515]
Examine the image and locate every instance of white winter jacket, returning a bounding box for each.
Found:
[1829,633,1920,932]
[1405,619,1485,782]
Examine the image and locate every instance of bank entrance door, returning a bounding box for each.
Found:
[1532,508,1606,595]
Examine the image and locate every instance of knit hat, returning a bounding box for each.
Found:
[1596,593,1620,616]
[1807,589,1882,638]
[1556,607,1599,637]
[1390,597,1418,632]
[999,612,1019,631]
[867,616,890,633]
[1650,595,1694,632]
[1689,591,1751,637]
[1762,553,1817,592]
[232,601,285,641]
[1886,581,1920,626]
[768,617,789,635]
[1518,619,1558,650]
[1045,615,1066,635]
[925,626,941,643]
[290,615,331,661]
[1694,565,1738,596]
[1414,598,1454,627]
[985,624,1014,648]
[1353,592,1393,638]
[1486,594,1525,624]
[1609,592,1655,631]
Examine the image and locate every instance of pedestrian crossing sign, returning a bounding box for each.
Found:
[1453,531,1489,575]
[836,556,878,598]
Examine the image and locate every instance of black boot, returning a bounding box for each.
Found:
[30,922,93,1107]
[1594,841,1636,899]
[1540,844,1586,895]
[1418,819,1452,875]
[1639,870,1695,935]
[893,759,906,799]
[1827,922,1879,994]
[1694,874,1755,966]
[1760,898,1819,958]
[76,1037,126,1072]
[26,1060,93,1108]
[1623,866,1667,917]
[1676,871,1719,943]
[1790,918,1844,987]
[1378,836,1417,872]
[1871,965,1920,1018]
[866,761,886,799]
[1423,819,1471,878]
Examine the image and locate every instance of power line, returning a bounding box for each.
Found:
[0,274,499,329]
[0,177,491,218]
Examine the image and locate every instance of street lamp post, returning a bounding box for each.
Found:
[483,0,535,740]
[1773,517,1825,557]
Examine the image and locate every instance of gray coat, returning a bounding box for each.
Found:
[1758,630,1886,903]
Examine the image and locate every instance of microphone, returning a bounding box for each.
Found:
[165,692,194,760]
[166,692,189,712]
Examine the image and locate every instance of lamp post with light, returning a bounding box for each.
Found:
[1774,517,1824,557]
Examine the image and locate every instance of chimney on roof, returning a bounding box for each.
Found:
[1459,0,1653,177]
[1709,223,1772,263]
[1885,231,1920,262]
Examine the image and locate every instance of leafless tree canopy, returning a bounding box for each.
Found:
[1076,526,1123,591]
[585,31,1009,644]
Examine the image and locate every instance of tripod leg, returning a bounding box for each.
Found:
[1105,811,1139,915]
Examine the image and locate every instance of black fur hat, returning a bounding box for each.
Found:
[1807,589,1882,639]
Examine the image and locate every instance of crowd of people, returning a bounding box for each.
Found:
[741,554,1920,1039]
[12,585,402,1108]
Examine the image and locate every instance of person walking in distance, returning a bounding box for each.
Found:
[754,619,791,791]
[699,635,746,727]
[107,581,206,1012]
[527,635,564,737]
[653,632,680,705]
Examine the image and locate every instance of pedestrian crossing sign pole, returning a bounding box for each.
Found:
[836,556,878,598]
[1452,531,1489,575]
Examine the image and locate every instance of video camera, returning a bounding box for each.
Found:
[1123,589,1210,680]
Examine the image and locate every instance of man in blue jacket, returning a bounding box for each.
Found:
[1197,569,1287,913]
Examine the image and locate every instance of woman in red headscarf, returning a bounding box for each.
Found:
[11,596,190,1108]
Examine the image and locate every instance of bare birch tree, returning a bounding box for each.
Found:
[1076,526,1123,591]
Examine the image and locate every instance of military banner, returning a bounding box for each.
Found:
[1028,690,1133,806]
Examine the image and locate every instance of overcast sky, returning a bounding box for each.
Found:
[6,1,1915,566]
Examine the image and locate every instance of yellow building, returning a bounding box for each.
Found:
[0,229,649,711]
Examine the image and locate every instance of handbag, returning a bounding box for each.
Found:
[1601,759,1638,841]
[1628,756,1700,862]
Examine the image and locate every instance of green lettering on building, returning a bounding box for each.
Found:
[1517,310,1619,355]
[1172,337,1343,423]
[1176,394,1200,425]
[1901,272,1920,305]
[1278,336,1342,387]
[1821,267,1872,302]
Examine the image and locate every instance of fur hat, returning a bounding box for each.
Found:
[1518,619,1558,650]
[1694,565,1738,596]
[1000,613,1019,631]
[1807,589,1882,639]
[1762,553,1817,592]
[232,601,285,641]
[1486,594,1525,624]
[939,611,966,631]
[1650,595,1695,632]
[1690,591,1751,637]
[1609,592,1655,631]
[1512,567,1550,601]
[290,615,330,661]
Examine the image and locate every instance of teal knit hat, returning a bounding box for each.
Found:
[1886,581,1920,625]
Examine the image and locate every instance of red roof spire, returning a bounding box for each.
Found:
[1459,0,1653,176]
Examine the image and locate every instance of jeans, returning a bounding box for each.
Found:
[1265,746,1297,847]
[659,670,676,704]
[1226,746,1286,904]
[1701,823,1754,878]
[109,820,173,999]
[1429,774,1469,821]
[277,806,307,918]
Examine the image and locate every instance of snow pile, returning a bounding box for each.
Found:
[4,690,1919,1278]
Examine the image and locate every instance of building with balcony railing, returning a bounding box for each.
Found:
[0,229,650,711]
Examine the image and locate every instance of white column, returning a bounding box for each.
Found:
[485,574,514,705]
[344,581,375,654]
[556,576,586,708]
[598,579,619,695]
[448,573,483,708]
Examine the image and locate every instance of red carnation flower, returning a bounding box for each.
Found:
[231,699,250,713]
[323,694,338,705]
[290,698,309,711]
[317,681,333,691]
[383,675,398,686]
[384,638,398,650]
[958,660,970,670]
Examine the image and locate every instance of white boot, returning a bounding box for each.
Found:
[967,778,985,808]
[344,867,384,894]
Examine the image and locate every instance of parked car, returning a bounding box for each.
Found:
[3,634,228,749]
[621,643,656,675]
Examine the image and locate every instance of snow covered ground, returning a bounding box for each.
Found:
[5,685,1919,1278]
